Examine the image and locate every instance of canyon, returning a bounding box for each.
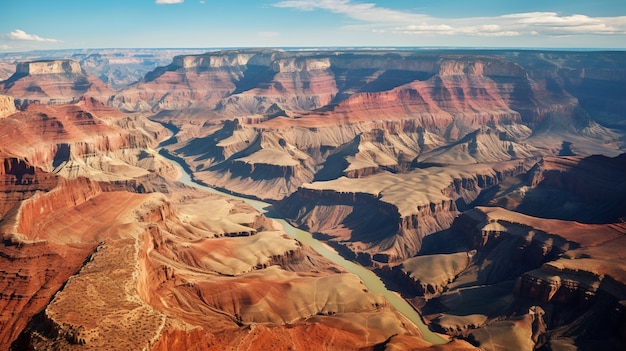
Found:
[0,48,625,350]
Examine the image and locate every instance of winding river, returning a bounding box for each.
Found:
[159,148,446,345]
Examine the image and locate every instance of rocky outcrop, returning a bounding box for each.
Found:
[387,252,473,298]
[0,157,60,216]
[4,164,430,350]
[1,60,114,105]
[0,95,17,118]
[491,153,626,223]
[278,161,532,263]
[416,126,541,165]
[3,48,626,350]
[0,99,174,181]
[0,237,97,348]
[404,206,626,350]
[123,49,607,128]
[15,60,82,76]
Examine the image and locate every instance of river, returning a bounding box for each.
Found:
[158,146,446,345]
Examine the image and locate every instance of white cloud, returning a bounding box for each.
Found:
[8,29,61,42]
[156,0,184,4]
[274,0,428,24]
[273,0,626,37]
[502,12,626,35]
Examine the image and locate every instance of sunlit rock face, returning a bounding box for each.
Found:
[0,94,17,118]
[1,60,114,104]
[15,60,83,75]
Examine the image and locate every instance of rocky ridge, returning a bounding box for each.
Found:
[0,94,16,118]
[1,60,114,105]
[278,160,533,263]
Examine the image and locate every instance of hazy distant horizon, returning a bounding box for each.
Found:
[1,46,626,58]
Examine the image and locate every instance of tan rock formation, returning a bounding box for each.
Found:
[0,62,15,81]
[0,94,17,118]
[15,60,82,76]
[3,49,626,350]
[1,60,114,104]
[403,206,626,350]
[151,50,623,207]
[0,97,176,180]
[278,160,533,263]
[10,183,432,350]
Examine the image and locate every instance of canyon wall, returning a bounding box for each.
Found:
[15,60,83,76]
[0,94,16,118]
[1,59,113,104]
[278,161,532,263]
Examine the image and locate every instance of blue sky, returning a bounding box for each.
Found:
[1,0,625,52]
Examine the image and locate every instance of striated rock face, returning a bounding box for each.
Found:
[10,185,429,350]
[1,60,114,104]
[2,49,625,350]
[151,50,623,205]
[277,161,532,263]
[0,97,176,181]
[392,252,473,298]
[491,153,626,223]
[15,60,82,76]
[398,206,626,350]
[128,49,609,135]
[0,94,17,118]
[0,160,105,347]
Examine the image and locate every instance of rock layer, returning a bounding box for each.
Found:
[0,94,16,118]
[1,60,114,104]
[278,161,532,263]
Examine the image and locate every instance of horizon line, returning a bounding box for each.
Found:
[1,46,626,56]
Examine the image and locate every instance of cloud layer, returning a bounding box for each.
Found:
[274,0,626,37]
[156,0,184,4]
[8,29,61,42]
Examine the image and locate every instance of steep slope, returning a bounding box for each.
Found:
[0,94,17,118]
[1,60,114,104]
[3,48,625,350]
[7,174,443,351]
[416,125,541,166]
[0,97,177,181]
[489,153,626,223]
[376,153,626,350]
[278,160,532,263]
[110,50,281,112]
[405,207,626,351]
